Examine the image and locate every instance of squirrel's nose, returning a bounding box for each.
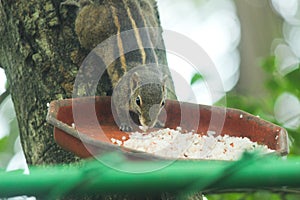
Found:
[148,104,161,126]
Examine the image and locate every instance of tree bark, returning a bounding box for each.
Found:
[0,0,181,199]
[0,0,175,164]
[0,0,83,165]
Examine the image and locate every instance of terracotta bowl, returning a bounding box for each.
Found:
[46,96,289,159]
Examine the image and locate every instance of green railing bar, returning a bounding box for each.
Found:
[0,152,300,198]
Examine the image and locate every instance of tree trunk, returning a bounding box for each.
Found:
[0,0,175,163]
[234,0,282,97]
[0,0,83,165]
[0,0,180,199]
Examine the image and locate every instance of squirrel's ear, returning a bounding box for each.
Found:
[130,72,140,91]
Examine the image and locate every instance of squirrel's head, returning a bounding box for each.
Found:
[129,72,166,129]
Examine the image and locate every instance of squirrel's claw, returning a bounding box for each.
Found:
[154,120,165,128]
[119,123,133,132]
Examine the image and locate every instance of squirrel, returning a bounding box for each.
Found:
[61,0,175,131]
[111,66,167,131]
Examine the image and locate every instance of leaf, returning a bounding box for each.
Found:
[261,56,276,72]
[285,67,300,92]
[0,136,9,152]
[190,73,204,85]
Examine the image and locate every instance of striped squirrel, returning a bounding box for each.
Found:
[62,0,175,131]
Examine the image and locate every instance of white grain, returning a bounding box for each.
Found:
[112,128,274,160]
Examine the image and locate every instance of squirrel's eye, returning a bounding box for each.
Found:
[136,96,141,106]
[161,100,165,107]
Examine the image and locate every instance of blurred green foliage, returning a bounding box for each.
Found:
[192,56,300,199]
[207,191,300,200]
[223,57,300,155]
[261,57,300,155]
[0,136,9,153]
[191,73,204,85]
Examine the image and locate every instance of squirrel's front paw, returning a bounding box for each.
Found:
[154,120,165,128]
[119,123,133,132]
